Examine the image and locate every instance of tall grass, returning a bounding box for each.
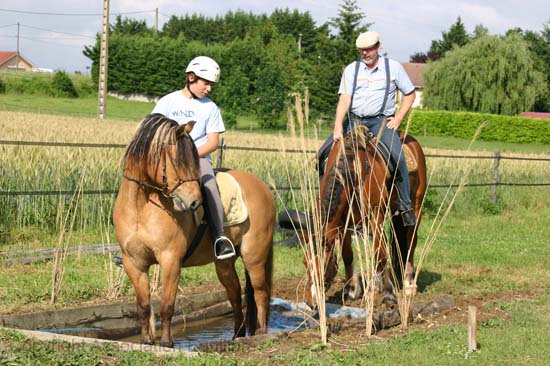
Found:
[1,110,549,249]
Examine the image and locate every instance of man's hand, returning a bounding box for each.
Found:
[386,116,403,130]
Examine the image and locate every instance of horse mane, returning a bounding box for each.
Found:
[320,126,369,221]
[123,113,199,178]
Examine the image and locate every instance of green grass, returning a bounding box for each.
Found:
[416,134,550,154]
[0,94,154,121]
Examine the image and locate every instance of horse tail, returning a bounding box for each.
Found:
[149,303,156,342]
[244,270,257,335]
[245,242,273,335]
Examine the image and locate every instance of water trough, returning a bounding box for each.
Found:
[0,290,453,353]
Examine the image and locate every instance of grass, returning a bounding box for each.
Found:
[0,108,549,364]
[0,94,155,121]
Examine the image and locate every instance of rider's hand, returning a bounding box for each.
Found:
[386,116,403,130]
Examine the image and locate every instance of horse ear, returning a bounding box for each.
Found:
[176,121,196,137]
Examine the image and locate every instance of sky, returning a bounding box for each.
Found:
[0,0,548,73]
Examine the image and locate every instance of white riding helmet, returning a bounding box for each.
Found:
[185,56,220,83]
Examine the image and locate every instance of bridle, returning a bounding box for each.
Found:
[123,142,202,213]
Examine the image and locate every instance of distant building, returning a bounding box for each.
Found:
[397,62,427,108]
[0,51,34,71]
[520,112,550,119]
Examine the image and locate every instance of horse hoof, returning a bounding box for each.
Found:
[160,339,174,348]
[382,293,398,308]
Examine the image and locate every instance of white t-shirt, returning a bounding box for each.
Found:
[152,90,225,152]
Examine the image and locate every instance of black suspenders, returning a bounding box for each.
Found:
[349,56,391,117]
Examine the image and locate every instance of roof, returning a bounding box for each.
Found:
[401,62,427,88]
[0,51,34,68]
[520,112,550,119]
[0,51,17,64]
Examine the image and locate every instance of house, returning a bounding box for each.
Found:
[397,62,427,108]
[0,51,34,71]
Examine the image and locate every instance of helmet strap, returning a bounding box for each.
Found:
[185,74,199,99]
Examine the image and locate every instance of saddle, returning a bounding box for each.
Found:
[215,171,248,227]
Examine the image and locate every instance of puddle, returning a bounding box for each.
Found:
[33,296,369,351]
[117,300,314,350]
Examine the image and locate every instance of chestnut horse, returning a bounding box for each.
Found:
[113,114,275,348]
[282,124,426,307]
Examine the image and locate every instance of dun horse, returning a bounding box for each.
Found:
[113,114,275,348]
[281,124,426,307]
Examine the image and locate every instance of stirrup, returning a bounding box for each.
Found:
[214,235,236,260]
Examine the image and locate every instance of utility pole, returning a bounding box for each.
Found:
[98,0,110,120]
[15,22,20,71]
[155,8,158,33]
[298,33,302,54]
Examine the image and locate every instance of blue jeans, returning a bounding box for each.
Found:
[347,116,412,211]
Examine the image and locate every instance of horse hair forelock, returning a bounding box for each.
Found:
[123,113,199,178]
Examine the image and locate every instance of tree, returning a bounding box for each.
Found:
[329,0,371,61]
[423,33,546,115]
[110,15,153,35]
[509,22,550,111]
[429,16,470,59]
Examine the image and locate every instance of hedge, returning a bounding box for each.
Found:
[409,110,550,144]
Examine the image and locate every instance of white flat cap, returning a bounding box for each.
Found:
[356,31,380,49]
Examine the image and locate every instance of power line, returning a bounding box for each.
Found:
[19,24,96,39]
[0,7,156,17]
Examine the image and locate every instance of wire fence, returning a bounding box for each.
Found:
[1,139,550,199]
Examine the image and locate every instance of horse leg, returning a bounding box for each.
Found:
[122,256,154,345]
[342,232,362,301]
[214,259,245,338]
[158,255,182,348]
[372,215,397,308]
[242,257,272,336]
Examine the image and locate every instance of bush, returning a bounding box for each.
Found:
[0,78,5,93]
[222,111,237,129]
[50,71,78,98]
[409,109,550,144]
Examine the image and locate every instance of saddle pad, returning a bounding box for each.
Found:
[216,172,248,227]
[402,143,418,173]
[355,124,417,173]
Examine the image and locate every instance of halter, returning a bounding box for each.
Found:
[123,142,202,213]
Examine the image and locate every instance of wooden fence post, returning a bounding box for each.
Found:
[216,137,225,169]
[492,150,501,205]
[468,305,478,351]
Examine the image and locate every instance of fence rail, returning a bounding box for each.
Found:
[1,140,550,200]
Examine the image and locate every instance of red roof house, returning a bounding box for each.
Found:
[0,51,34,71]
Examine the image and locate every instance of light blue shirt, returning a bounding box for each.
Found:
[338,56,415,117]
[152,90,225,155]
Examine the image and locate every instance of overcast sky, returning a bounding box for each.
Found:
[0,0,548,73]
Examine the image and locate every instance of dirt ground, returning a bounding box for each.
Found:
[174,276,532,358]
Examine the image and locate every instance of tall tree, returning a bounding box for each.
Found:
[429,16,470,59]
[110,15,153,35]
[329,0,371,61]
[423,33,546,115]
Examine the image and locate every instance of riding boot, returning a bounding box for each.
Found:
[200,158,236,260]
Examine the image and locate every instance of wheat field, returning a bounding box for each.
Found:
[1,110,548,243]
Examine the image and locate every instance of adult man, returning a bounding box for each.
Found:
[152,56,236,259]
[332,31,417,226]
